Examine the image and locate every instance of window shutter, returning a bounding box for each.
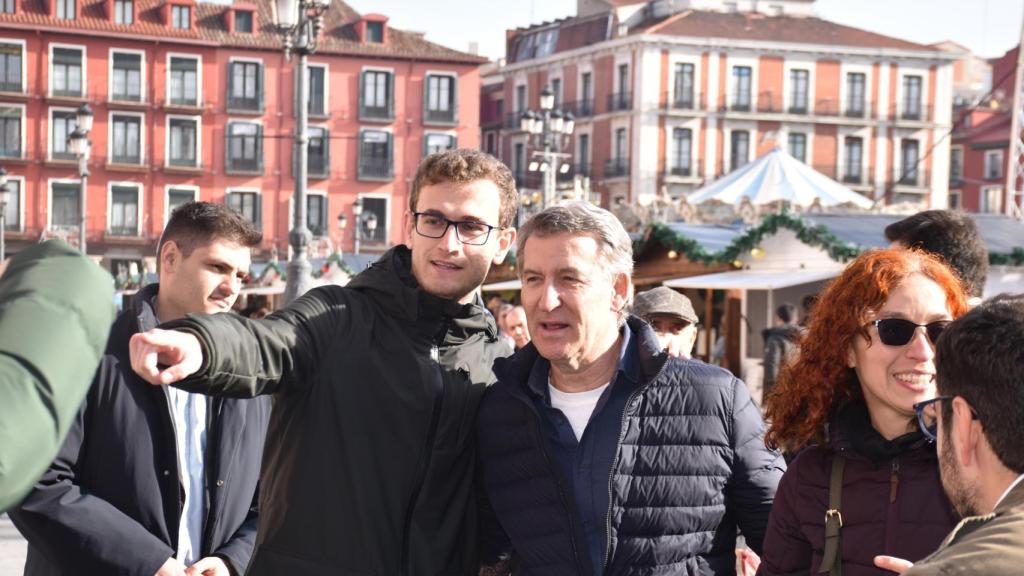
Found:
[257,124,264,173]
[452,77,459,124]
[387,131,394,177]
[224,122,231,171]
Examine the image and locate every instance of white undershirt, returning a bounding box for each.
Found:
[994,473,1024,510]
[548,380,610,441]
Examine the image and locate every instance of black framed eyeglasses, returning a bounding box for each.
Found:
[412,212,500,246]
[869,318,951,347]
[913,396,979,443]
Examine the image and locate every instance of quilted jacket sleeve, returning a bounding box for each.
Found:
[755,452,812,576]
[0,240,114,512]
[727,375,786,555]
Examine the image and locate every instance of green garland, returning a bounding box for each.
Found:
[637,211,862,265]
[638,212,1024,267]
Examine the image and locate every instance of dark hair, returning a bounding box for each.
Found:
[765,249,969,452]
[776,302,798,324]
[158,201,262,267]
[884,210,988,298]
[410,149,519,228]
[937,294,1024,474]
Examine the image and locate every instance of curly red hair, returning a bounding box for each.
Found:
[764,248,969,452]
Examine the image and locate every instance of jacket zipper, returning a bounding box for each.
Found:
[601,358,670,574]
[400,322,450,576]
[885,457,901,554]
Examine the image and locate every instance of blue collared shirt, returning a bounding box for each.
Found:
[528,325,640,575]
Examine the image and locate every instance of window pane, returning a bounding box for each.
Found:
[4,180,18,229]
[51,183,80,227]
[0,107,20,157]
[309,67,325,115]
[0,44,22,92]
[168,189,195,214]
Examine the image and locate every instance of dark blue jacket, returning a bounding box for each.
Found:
[11,284,271,576]
[477,316,786,576]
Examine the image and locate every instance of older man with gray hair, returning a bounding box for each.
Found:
[476,202,784,576]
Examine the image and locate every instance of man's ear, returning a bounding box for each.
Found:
[160,241,181,276]
[611,273,633,315]
[492,227,516,265]
[403,210,415,248]
[952,396,981,469]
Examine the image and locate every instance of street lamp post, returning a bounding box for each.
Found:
[352,198,363,255]
[274,0,331,305]
[0,166,9,261]
[67,103,93,255]
[520,85,575,211]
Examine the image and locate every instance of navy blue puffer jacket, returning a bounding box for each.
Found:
[477,317,786,576]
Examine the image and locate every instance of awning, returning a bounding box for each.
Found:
[662,268,840,291]
[481,279,522,292]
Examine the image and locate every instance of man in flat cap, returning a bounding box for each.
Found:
[633,286,699,359]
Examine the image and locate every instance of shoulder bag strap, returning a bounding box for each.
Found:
[817,454,845,576]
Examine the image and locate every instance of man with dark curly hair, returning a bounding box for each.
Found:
[885,210,988,302]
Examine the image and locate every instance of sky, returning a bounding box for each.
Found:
[343,0,1024,61]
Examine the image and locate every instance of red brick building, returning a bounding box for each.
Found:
[0,0,484,277]
[949,45,1020,214]
[483,0,957,213]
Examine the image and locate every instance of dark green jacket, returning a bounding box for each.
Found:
[0,241,114,512]
[166,246,512,575]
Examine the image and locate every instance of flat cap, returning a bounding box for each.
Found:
[632,287,699,324]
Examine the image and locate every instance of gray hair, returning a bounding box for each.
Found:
[517,202,634,324]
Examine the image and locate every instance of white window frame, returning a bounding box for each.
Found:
[423,70,458,122]
[355,192,391,244]
[225,186,261,228]
[981,185,1003,213]
[48,42,87,98]
[613,56,631,97]
[113,0,134,24]
[723,121,757,173]
[106,180,144,235]
[896,66,929,120]
[781,126,813,164]
[227,56,265,112]
[664,118,700,176]
[950,145,964,181]
[360,65,395,116]
[668,54,701,108]
[0,38,27,94]
[836,125,871,184]
[165,52,203,107]
[893,129,927,186]
[107,110,146,165]
[164,184,198,224]
[306,61,329,116]
[726,55,759,112]
[225,117,264,173]
[170,4,191,30]
[513,74,528,113]
[108,47,146,103]
[576,63,594,105]
[46,177,82,229]
[0,102,26,159]
[839,62,873,117]
[287,188,329,238]
[575,125,592,172]
[164,113,202,168]
[4,174,25,232]
[47,105,77,161]
[783,58,815,114]
[984,149,1004,180]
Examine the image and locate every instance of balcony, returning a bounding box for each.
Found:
[505,111,524,130]
[604,158,629,178]
[663,92,705,112]
[424,107,456,124]
[108,225,140,237]
[896,170,929,188]
[566,99,594,118]
[360,103,393,122]
[667,163,704,179]
[898,105,932,122]
[607,92,632,113]
[227,95,261,114]
[358,157,393,180]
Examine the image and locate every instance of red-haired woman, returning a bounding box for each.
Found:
[756,249,969,576]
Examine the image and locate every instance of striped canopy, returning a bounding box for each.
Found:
[688,147,875,209]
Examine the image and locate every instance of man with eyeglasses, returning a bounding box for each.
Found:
[125,149,517,575]
[875,295,1024,575]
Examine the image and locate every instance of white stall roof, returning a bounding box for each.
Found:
[663,268,840,291]
[482,279,523,292]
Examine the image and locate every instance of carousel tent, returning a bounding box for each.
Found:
[687,147,875,209]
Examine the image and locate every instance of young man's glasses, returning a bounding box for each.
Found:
[412,212,499,246]
[913,396,979,443]
[869,318,951,347]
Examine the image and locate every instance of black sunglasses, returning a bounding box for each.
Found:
[913,396,980,443]
[869,318,951,347]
